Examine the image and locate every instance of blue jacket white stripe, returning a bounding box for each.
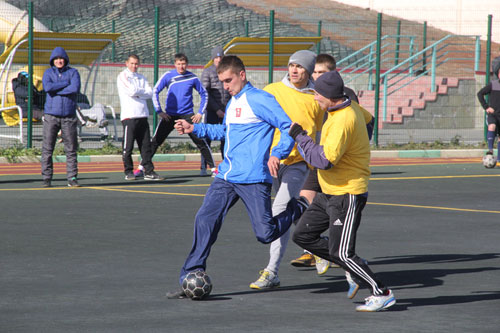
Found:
[193,82,294,184]
[153,69,207,116]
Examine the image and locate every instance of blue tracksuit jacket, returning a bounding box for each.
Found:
[193,82,295,184]
[153,69,207,116]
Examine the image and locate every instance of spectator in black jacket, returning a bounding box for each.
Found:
[12,71,43,120]
[199,46,230,176]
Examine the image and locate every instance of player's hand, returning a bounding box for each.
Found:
[159,112,171,121]
[191,113,202,123]
[486,107,495,114]
[267,156,280,178]
[216,110,225,118]
[174,119,194,134]
[289,122,306,140]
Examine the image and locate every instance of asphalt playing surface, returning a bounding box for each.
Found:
[1,158,499,332]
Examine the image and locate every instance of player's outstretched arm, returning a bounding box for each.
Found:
[174,119,194,134]
[290,122,333,170]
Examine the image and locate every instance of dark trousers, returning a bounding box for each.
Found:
[41,114,78,181]
[293,192,387,296]
[122,118,154,175]
[151,113,214,168]
[179,177,305,284]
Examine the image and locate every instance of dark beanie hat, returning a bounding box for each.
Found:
[314,70,345,99]
[211,46,224,59]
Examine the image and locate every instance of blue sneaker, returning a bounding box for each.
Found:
[345,271,359,299]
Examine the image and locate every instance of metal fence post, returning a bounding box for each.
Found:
[268,10,275,84]
[153,7,160,130]
[111,20,116,63]
[317,20,322,55]
[484,14,492,141]
[176,21,180,54]
[27,2,34,148]
[373,13,382,146]
[474,36,481,72]
[431,46,437,92]
[245,21,249,37]
[368,45,374,90]
[394,20,401,66]
[422,21,427,73]
[408,37,414,75]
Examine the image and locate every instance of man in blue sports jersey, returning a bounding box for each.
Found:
[166,55,309,299]
[134,53,216,177]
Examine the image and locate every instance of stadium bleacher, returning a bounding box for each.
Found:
[4,0,361,65]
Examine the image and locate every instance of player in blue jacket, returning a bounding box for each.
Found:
[135,53,215,177]
[166,56,309,298]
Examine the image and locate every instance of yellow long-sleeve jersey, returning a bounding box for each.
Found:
[318,102,371,195]
[264,82,324,166]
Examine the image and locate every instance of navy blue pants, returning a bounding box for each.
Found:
[179,177,304,284]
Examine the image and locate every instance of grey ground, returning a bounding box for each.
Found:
[1,162,499,332]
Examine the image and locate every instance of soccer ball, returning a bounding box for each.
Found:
[182,270,212,300]
[482,154,497,169]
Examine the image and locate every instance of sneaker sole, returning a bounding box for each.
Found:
[317,266,329,275]
[144,177,164,181]
[290,261,315,267]
[249,283,280,290]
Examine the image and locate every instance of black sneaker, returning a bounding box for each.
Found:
[68,177,81,187]
[125,173,136,180]
[144,171,163,181]
[42,179,51,188]
[166,289,187,299]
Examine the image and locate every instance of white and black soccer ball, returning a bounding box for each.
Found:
[182,270,212,300]
[482,154,497,169]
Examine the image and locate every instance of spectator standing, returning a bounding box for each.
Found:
[41,47,81,188]
[117,54,162,181]
[200,46,230,175]
[135,53,215,177]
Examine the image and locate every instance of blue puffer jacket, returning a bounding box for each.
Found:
[42,47,81,117]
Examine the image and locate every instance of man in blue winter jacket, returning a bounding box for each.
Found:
[41,46,81,187]
[166,55,309,299]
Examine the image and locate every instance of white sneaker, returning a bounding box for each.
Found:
[356,290,396,312]
[210,167,218,178]
[314,255,330,275]
[249,269,280,289]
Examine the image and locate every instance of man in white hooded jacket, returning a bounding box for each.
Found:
[117,54,162,181]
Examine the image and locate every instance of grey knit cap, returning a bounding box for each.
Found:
[211,46,224,59]
[288,50,316,75]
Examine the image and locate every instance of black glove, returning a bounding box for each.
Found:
[289,123,306,140]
